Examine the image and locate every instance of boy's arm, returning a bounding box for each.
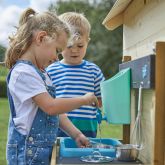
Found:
[59,114,89,147]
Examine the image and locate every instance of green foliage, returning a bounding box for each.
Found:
[0,45,6,62]
[0,80,7,98]
[0,66,8,98]
[49,0,123,79]
[0,65,8,77]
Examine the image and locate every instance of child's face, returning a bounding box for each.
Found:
[36,31,68,69]
[61,35,89,65]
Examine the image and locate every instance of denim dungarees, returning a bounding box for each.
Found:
[6,60,59,165]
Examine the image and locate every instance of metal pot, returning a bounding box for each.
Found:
[116,144,139,161]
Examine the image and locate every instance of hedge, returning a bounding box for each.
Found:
[0,79,7,97]
[0,65,8,98]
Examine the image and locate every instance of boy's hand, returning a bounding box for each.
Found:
[74,133,90,148]
[82,92,98,107]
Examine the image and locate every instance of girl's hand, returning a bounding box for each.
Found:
[82,92,98,107]
[74,133,90,148]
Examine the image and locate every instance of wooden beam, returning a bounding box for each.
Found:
[122,56,131,144]
[124,0,145,24]
[154,42,165,165]
[123,125,130,144]
[104,12,124,30]
[50,143,57,165]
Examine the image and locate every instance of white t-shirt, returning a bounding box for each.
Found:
[9,63,52,135]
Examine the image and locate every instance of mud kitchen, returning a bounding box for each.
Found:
[50,0,165,164]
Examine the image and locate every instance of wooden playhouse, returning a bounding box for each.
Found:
[102,0,165,165]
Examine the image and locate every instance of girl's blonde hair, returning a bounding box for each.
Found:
[5,8,70,69]
[59,12,91,40]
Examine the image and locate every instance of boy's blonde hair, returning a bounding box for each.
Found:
[59,12,91,41]
[5,8,70,69]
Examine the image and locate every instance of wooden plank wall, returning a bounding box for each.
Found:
[123,0,165,59]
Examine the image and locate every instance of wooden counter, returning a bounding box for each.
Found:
[50,139,143,165]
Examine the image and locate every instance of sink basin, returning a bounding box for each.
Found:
[59,137,121,158]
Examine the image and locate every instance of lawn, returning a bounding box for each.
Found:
[0,98,122,165]
[0,98,9,165]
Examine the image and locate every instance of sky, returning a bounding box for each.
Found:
[0,0,59,47]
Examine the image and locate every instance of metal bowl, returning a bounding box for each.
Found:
[116,144,139,161]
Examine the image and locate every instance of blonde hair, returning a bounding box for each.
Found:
[5,8,70,69]
[59,12,91,40]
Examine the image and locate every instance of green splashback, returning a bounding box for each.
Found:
[101,68,131,124]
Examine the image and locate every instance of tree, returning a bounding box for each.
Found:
[49,0,122,79]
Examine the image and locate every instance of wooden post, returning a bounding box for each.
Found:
[122,55,131,144]
[122,125,130,144]
[154,42,165,165]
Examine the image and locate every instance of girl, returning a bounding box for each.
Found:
[5,8,98,165]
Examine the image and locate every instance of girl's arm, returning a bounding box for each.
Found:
[33,92,98,115]
[59,114,89,147]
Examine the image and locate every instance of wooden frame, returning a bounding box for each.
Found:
[123,125,130,144]
[154,42,165,165]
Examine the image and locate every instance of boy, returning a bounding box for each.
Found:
[47,12,104,138]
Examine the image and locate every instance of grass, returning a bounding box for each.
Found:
[0,98,9,165]
[98,122,122,139]
[0,98,122,165]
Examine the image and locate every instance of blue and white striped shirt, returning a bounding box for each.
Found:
[46,60,105,137]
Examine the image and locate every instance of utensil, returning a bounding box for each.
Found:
[88,140,114,149]
[116,144,140,161]
[130,82,144,150]
[81,140,114,163]
[80,150,113,163]
[87,140,140,161]
[116,82,144,161]
[87,140,141,161]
